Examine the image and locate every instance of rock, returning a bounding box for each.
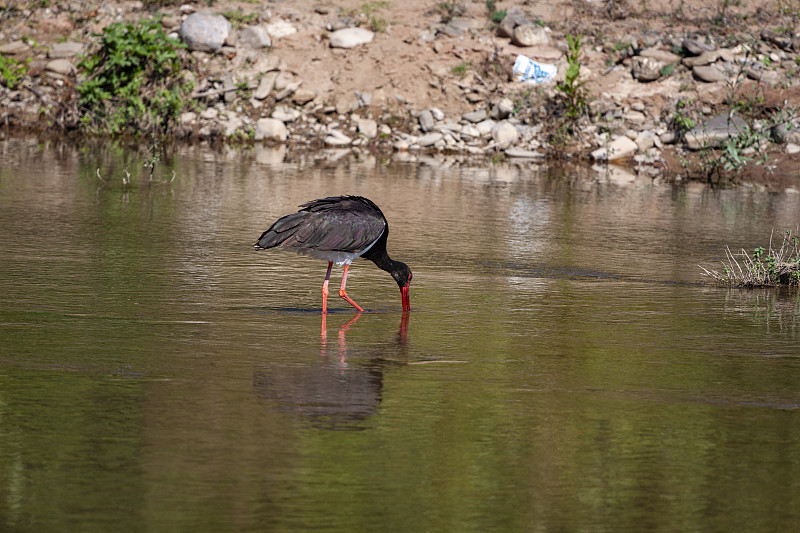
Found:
[505,147,545,158]
[239,25,271,49]
[223,114,244,136]
[476,119,496,136]
[631,56,664,82]
[683,49,734,67]
[47,41,83,59]
[460,124,481,141]
[201,107,219,120]
[255,118,288,141]
[357,118,378,138]
[44,59,75,76]
[179,112,196,124]
[180,12,231,52]
[329,28,374,48]
[418,109,435,132]
[292,88,316,105]
[639,47,681,64]
[431,108,445,121]
[745,66,780,86]
[417,133,443,147]
[693,64,727,83]
[266,20,297,39]
[254,72,277,100]
[591,136,638,160]
[684,113,747,150]
[623,110,646,125]
[271,106,300,122]
[491,98,514,120]
[762,28,792,50]
[787,143,800,154]
[222,74,235,103]
[462,109,487,123]
[0,40,28,56]
[275,81,301,101]
[491,122,518,145]
[511,24,550,47]
[497,7,529,38]
[253,55,283,74]
[683,38,715,56]
[441,17,475,37]
[634,131,656,151]
[325,130,353,146]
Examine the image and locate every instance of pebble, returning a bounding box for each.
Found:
[179,12,231,52]
[329,28,374,49]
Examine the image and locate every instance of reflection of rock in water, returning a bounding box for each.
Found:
[252,361,384,430]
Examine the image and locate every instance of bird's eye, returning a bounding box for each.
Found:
[408,273,413,283]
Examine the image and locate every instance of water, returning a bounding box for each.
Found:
[1,137,799,532]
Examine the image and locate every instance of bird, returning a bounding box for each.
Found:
[254,195,412,314]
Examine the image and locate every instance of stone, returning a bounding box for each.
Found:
[0,41,28,56]
[634,131,656,152]
[417,133,443,147]
[631,56,664,82]
[266,20,297,39]
[683,38,715,56]
[254,72,277,100]
[253,55,283,74]
[623,110,646,125]
[271,106,300,122]
[762,28,792,50]
[462,109,487,123]
[476,119,496,136]
[222,74,235,104]
[431,108,445,121]
[683,49,734,67]
[511,24,550,47]
[497,7,529,38]
[745,67,780,86]
[460,124,481,141]
[505,147,545,158]
[491,122,518,145]
[491,98,514,120]
[357,118,378,138]
[255,118,288,141]
[693,65,727,83]
[292,88,316,106]
[441,17,475,37]
[685,113,747,150]
[787,143,800,154]
[47,41,83,59]
[639,47,681,64]
[329,28,374,48]
[179,112,196,124]
[201,107,219,120]
[418,109,435,132]
[44,59,75,76]
[180,12,231,52]
[591,136,638,160]
[325,130,353,146]
[239,25,271,49]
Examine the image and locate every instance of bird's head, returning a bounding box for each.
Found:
[391,262,412,312]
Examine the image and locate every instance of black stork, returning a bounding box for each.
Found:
[254,195,412,313]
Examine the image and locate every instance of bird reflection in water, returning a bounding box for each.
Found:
[252,312,410,430]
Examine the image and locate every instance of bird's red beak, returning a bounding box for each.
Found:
[401,284,410,312]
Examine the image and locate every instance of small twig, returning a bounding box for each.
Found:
[169,170,176,184]
[96,168,107,184]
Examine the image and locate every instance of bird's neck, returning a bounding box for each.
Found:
[365,238,399,274]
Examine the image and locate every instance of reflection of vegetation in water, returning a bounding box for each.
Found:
[721,288,800,334]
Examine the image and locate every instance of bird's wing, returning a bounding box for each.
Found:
[255,197,386,253]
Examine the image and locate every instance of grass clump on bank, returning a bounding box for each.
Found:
[76,16,192,136]
[701,229,800,287]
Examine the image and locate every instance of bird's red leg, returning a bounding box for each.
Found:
[338,264,364,312]
[322,261,333,314]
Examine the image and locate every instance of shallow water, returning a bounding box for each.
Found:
[1,137,799,531]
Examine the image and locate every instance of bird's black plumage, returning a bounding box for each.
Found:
[254,196,412,312]
[254,196,387,258]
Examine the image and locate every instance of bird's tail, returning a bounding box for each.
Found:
[253,212,304,250]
